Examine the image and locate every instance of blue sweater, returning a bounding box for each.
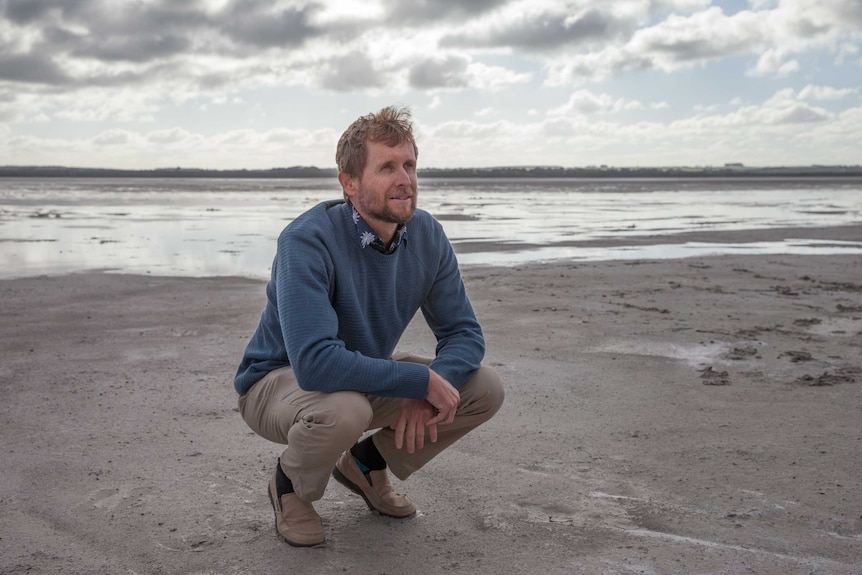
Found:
[233,200,485,399]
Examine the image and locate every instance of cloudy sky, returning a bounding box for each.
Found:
[1,0,860,170]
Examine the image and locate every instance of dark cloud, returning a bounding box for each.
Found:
[61,30,193,63]
[442,8,633,51]
[0,0,327,89]
[789,17,833,38]
[381,0,505,24]
[792,0,862,36]
[219,0,320,48]
[317,53,385,91]
[0,53,71,85]
[642,35,756,62]
[840,0,862,23]
[2,0,321,73]
[1,0,87,23]
[408,56,469,89]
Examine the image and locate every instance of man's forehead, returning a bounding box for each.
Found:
[366,140,415,159]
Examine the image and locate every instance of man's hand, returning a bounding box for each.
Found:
[392,399,436,453]
[391,369,460,453]
[425,368,460,426]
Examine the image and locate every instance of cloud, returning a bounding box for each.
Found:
[684,88,832,127]
[545,1,862,83]
[442,4,639,52]
[548,90,645,115]
[219,0,321,49]
[414,86,851,168]
[380,0,505,24]
[798,84,857,101]
[1,0,323,77]
[0,52,71,84]
[632,8,762,63]
[2,0,86,24]
[749,49,800,77]
[409,56,471,90]
[407,54,530,91]
[316,52,386,91]
[147,128,199,145]
[92,130,133,146]
[1,0,861,170]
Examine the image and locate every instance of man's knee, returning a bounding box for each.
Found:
[295,391,374,440]
[461,365,505,417]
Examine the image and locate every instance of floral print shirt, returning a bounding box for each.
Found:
[350,204,407,255]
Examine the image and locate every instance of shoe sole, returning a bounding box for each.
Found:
[331,466,416,519]
[268,482,325,547]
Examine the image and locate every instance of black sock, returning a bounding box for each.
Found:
[276,459,295,496]
[350,435,387,471]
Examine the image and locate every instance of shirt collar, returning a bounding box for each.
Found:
[350,203,407,254]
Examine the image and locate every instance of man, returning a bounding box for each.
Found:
[234,106,504,547]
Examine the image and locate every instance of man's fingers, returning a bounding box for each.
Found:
[427,407,456,427]
[394,412,407,450]
[426,412,445,426]
[427,423,438,444]
[415,420,425,451]
[405,415,416,453]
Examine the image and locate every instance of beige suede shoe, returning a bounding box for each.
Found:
[268,467,325,547]
[332,451,416,518]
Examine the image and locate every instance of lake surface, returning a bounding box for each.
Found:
[1,177,861,279]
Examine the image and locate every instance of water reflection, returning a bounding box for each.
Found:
[1,177,861,279]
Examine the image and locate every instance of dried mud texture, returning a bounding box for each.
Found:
[1,252,861,575]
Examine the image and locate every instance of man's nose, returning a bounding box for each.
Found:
[395,167,413,186]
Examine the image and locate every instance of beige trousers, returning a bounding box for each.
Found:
[238,352,504,502]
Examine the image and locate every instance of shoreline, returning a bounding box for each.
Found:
[4,165,862,179]
[1,250,861,573]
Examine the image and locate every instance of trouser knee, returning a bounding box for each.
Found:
[462,365,505,419]
[294,391,373,448]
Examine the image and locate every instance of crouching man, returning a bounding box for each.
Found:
[233,106,504,546]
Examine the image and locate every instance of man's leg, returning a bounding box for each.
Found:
[238,366,373,546]
[238,365,373,501]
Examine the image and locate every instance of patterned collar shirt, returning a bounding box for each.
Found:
[350,203,407,255]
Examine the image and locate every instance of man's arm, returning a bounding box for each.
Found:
[420,235,486,388]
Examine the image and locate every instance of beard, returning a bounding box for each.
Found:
[353,189,417,225]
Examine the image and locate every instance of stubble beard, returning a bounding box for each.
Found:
[356,191,417,225]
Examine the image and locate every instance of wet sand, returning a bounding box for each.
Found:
[1,234,861,573]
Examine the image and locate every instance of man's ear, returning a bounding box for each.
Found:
[338,172,356,198]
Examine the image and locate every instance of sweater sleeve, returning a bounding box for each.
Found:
[276,227,430,399]
[420,231,486,388]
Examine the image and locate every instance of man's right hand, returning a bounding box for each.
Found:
[425,368,460,427]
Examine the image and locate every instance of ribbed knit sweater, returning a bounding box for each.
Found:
[233,200,485,399]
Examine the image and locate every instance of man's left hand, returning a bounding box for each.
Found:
[392,399,437,454]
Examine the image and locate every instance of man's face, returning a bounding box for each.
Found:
[342,140,418,241]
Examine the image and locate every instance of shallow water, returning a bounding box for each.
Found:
[1,177,861,279]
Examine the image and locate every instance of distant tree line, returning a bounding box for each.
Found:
[1,165,861,178]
